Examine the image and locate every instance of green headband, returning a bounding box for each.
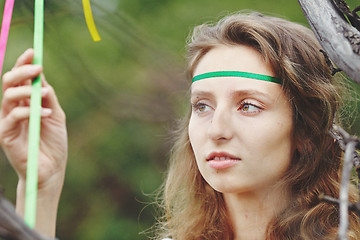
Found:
[192,71,282,84]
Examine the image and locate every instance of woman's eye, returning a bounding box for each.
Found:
[238,102,262,114]
[193,102,211,113]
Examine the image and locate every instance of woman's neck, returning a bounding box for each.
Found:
[223,185,289,240]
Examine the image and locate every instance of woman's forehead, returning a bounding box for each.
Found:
[193,45,276,79]
[190,77,284,101]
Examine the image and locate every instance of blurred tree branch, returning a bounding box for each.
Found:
[0,190,54,240]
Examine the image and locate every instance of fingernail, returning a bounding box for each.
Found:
[41,108,52,116]
[41,87,49,95]
[24,48,33,55]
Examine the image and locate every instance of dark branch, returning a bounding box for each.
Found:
[320,49,342,75]
[352,6,360,18]
[0,190,55,240]
[331,0,360,31]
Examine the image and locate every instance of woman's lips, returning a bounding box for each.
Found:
[206,152,241,169]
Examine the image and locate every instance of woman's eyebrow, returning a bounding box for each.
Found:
[230,89,272,100]
[190,89,273,101]
[190,90,215,99]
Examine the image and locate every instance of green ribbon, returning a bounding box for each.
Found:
[25,0,44,228]
[192,71,281,84]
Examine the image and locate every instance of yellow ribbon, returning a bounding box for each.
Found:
[82,0,101,42]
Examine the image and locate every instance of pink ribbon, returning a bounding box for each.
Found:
[0,0,15,77]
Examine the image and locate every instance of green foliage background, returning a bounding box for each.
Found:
[0,0,359,239]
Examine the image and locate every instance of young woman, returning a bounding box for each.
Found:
[155,12,360,239]
[0,11,359,240]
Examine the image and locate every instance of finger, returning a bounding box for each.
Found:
[2,64,43,91]
[1,86,32,116]
[0,106,52,142]
[1,86,48,115]
[2,106,53,128]
[13,49,34,68]
[41,75,65,121]
[3,86,48,104]
[1,106,30,130]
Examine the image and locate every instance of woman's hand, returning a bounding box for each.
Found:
[0,49,67,237]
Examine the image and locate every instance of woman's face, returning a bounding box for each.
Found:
[188,45,294,195]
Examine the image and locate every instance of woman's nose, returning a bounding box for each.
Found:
[207,107,234,142]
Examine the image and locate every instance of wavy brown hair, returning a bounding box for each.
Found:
[155,12,360,239]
